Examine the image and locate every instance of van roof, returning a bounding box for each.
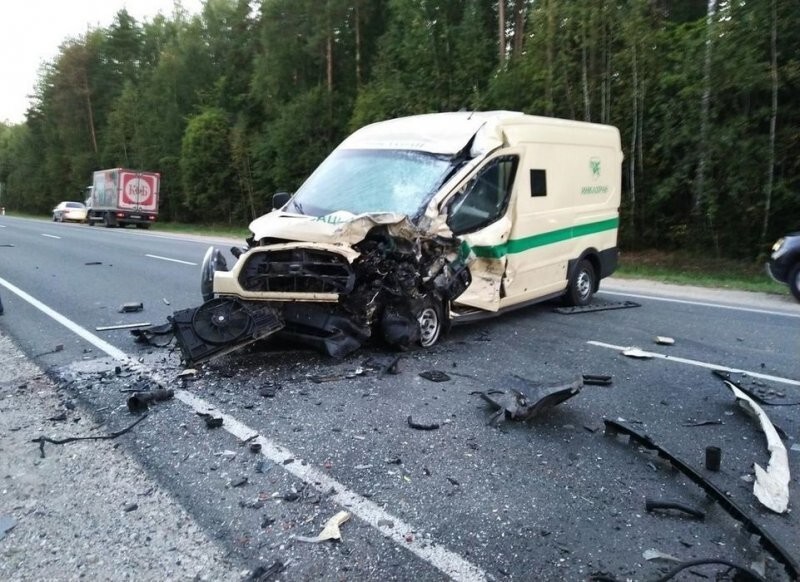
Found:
[341,111,620,155]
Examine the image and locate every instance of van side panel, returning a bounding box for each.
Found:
[496,125,622,307]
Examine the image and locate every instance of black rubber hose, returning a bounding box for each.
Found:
[654,558,766,582]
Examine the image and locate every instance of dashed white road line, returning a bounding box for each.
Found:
[0,224,7,228]
[0,276,488,582]
[600,289,800,319]
[41,233,61,239]
[145,254,198,266]
[588,340,800,387]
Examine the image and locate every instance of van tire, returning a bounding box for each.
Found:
[789,263,800,302]
[565,259,596,306]
[418,296,444,348]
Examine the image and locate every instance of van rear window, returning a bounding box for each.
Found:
[530,169,547,197]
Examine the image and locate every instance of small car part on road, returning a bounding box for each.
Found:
[52,201,87,223]
[767,231,800,301]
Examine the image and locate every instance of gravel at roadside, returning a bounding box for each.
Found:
[0,331,239,582]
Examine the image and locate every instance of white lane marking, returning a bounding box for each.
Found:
[0,280,487,582]
[41,234,61,239]
[588,340,800,387]
[600,289,800,319]
[145,254,197,266]
[0,276,128,360]
[177,390,487,582]
[0,224,6,228]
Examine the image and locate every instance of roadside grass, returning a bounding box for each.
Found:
[616,250,787,295]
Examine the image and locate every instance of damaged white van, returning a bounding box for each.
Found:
[198,111,622,359]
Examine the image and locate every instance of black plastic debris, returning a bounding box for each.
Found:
[84,261,102,266]
[582,374,612,386]
[131,322,174,347]
[407,416,440,431]
[123,503,139,513]
[119,302,144,313]
[477,376,583,424]
[245,560,285,581]
[197,412,223,429]
[0,515,17,541]
[127,388,175,413]
[419,370,450,383]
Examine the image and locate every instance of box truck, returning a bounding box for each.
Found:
[86,168,160,228]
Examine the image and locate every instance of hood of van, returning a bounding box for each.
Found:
[249,210,430,245]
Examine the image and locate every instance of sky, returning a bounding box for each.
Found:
[0,0,204,125]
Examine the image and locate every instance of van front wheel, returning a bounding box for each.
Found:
[565,259,596,306]
[417,297,443,348]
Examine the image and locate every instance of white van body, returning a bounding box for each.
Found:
[210,111,622,355]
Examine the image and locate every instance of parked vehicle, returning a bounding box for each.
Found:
[52,201,87,223]
[767,231,800,301]
[199,111,623,357]
[85,168,159,228]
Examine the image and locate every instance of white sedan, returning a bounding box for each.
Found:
[52,201,88,223]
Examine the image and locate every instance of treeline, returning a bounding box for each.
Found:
[0,0,798,258]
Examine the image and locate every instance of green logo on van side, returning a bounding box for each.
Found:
[590,158,601,179]
[581,185,609,195]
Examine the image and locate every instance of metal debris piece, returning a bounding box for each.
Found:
[0,515,17,541]
[655,336,675,345]
[130,322,174,346]
[643,549,682,562]
[97,322,152,331]
[478,376,583,424]
[645,498,705,520]
[293,511,351,543]
[407,416,440,431]
[554,300,640,314]
[721,379,789,514]
[419,370,451,382]
[177,368,197,380]
[622,347,653,359]
[119,302,144,313]
[603,418,799,580]
[127,389,174,413]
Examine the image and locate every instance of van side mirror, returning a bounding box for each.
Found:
[272,192,291,210]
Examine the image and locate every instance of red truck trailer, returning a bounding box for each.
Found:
[86,168,160,228]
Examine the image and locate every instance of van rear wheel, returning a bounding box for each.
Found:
[565,259,596,306]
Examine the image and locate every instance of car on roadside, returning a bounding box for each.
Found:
[52,201,88,223]
[767,231,800,301]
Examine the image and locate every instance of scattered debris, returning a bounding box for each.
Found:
[123,503,139,513]
[249,442,262,454]
[293,511,351,543]
[419,370,451,383]
[477,376,582,424]
[720,378,789,514]
[32,415,148,458]
[47,412,68,422]
[603,418,799,580]
[621,347,653,359]
[84,261,102,266]
[130,322,174,346]
[96,322,152,331]
[643,548,682,562]
[581,374,612,386]
[645,498,705,520]
[197,413,223,429]
[654,336,675,345]
[127,388,174,413]
[554,300,640,314]
[655,559,767,582]
[244,560,286,582]
[682,419,722,427]
[119,302,144,313]
[177,368,198,380]
[705,446,721,472]
[259,385,278,398]
[162,298,170,305]
[231,477,248,488]
[407,416,440,431]
[713,369,800,406]
[0,515,17,541]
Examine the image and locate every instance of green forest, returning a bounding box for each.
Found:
[0,0,797,259]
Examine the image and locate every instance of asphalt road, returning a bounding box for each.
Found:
[1,214,799,581]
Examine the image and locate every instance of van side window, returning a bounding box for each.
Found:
[530,169,547,197]
[447,156,518,234]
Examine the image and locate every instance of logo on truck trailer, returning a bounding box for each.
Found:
[121,173,156,207]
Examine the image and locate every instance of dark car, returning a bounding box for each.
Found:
[767,231,800,301]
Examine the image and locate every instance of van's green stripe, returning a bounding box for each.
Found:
[471,217,619,259]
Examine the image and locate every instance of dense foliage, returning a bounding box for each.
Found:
[0,0,797,258]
